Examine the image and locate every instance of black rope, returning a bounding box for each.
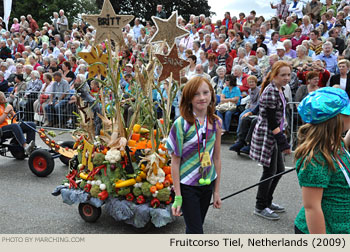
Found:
[210,168,296,206]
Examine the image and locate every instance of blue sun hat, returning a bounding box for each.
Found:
[298,87,350,124]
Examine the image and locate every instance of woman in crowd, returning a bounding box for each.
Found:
[167,76,222,234]
[295,87,350,233]
[22,70,42,122]
[201,34,212,52]
[185,55,197,79]
[252,34,268,54]
[300,16,314,37]
[283,40,297,59]
[245,42,256,57]
[308,30,323,55]
[295,71,320,103]
[33,73,53,126]
[231,32,245,51]
[0,72,8,93]
[204,53,218,79]
[330,59,350,98]
[270,16,280,32]
[216,74,241,134]
[292,45,313,69]
[11,18,20,33]
[250,61,292,220]
[256,47,270,75]
[137,27,149,48]
[210,66,226,95]
[291,27,308,50]
[61,61,75,84]
[226,29,236,48]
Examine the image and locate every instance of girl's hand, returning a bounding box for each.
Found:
[213,191,222,209]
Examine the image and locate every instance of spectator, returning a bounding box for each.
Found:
[252,34,268,53]
[21,70,42,121]
[44,71,70,127]
[27,15,39,33]
[288,0,303,20]
[276,44,291,61]
[60,61,75,84]
[295,71,319,103]
[256,47,270,74]
[210,66,226,94]
[267,32,283,56]
[303,0,323,21]
[308,30,323,55]
[283,39,297,58]
[0,72,9,92]
[7,74,26,109]
[11,18,20,33]
[155,5,166,19]
[300,15,314,37]
[231,32,245,51]
[291,27,308,50]
[194,64,211,81]
[222,12,233,29]
[216,44,233,74]
[133,18,144,41]
[216,74,241,134]
[292,45,313,69]
[270,0,289,21]
[232,65,250,93]
[316,41,338,74]
[329,28,345,55]
[0,41,12,60]
[279,16,298,39]
[297,59,330,87]
[58,10,69,39]
[204,53,218,78]
[270,17,281,32]
[185,55,197,79]
[330,59,350,97]
[320,0,337,16]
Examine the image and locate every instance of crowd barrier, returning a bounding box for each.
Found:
[6,90,79,130]
[287,102,302,150]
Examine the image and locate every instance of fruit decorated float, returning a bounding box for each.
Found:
[52,0,190,230]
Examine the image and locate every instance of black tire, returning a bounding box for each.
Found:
[8,138,26,160]
[58,141,74,166]
[78,203,102,223]
[28,149,55,177]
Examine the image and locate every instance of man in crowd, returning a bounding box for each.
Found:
[316,41,338,74]
[155,5,166,19]
[216,44,233,74]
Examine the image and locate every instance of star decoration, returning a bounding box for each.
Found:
[155,44,190,82]
[78,46,108,78]
[82,0,134,45]
[150,11,189,49]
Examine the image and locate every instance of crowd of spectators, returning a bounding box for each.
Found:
[0,1,350,144]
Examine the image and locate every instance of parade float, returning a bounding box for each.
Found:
[52,0,190,230]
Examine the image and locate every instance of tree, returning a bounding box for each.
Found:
[95,0,215,24]
[10,0,99,27]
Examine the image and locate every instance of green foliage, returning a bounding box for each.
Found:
[95,0,214,23]
[11,0,100,27]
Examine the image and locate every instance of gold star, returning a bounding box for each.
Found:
[155,44,190,82]
[150,11,189,49]
[82,0,134,45]
[78,46,108,78]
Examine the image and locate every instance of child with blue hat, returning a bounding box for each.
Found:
[294,87,350,234]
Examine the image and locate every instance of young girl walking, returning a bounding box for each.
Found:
[166,76,222,234]
[295,87,350,234]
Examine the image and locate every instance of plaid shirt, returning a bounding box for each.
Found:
[250,82,285,167]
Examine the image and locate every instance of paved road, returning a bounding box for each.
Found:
[0,131,301,234]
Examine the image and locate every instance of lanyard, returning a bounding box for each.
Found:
[332,147,350,188]
[194,116,209,164]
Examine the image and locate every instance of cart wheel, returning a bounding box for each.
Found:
[8,138,26,160]
[58,141,74,166]
[78,203,101,223]
[132,221,154,233]
[28,149,55,177]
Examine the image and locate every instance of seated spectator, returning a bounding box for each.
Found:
[267,31,283,55]
[276,44,291,61]
[216,74,241,134]
[252,34,268,54]
[231,32,245,51]
[194,64,211,81]
[316,41,338,74]
[256,47,270,75]
[308,30,323,55]
[204,53,218,78]
[295,71,320,103]
[320,0,337,16]
[210,66,226,94]
[233,47,248,69]
[21,70,42,122]
[297,59,330,87]
[0,41,12,60]
[328,28,345,55]
[0,72,8,92]
[243,56,262,84]
[202,34,212,52]
[300,15,314,37]
[232,65,249,94]
[279,16,298,40]
[207,40,219,57]
[330,59,350,98]
[283,39,297,58]
[43,71,70,127]
[292,45,313,69]
[0,91,36,155]
[291,27,308,51]
[245,42,256,57]
[60,61,75,84]
[185,55,197,79]
[33,73,53,126]
[7,74,26,109]
[301,40,316,60]
[216,44,233,74]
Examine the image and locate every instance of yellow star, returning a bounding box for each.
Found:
[155,44,190,82]
[150,11,189,49]
[82,0,134,45]
[78,46,108,78]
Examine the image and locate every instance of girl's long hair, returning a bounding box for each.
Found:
[180,76,218,125]
[294,114,343,172]
[260,61,291,95]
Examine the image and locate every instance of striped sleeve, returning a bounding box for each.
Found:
[166,117,185,157]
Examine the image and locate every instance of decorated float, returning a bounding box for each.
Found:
[52,0,190,230]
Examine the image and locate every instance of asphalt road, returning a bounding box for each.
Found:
[0,131,301,234]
